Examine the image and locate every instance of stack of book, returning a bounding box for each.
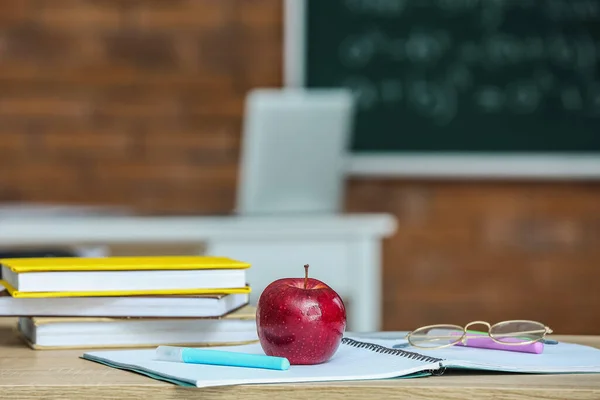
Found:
[0,255,257,349]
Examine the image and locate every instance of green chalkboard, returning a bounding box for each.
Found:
[305,0,600,153]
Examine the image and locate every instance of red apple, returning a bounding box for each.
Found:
[256,264,346,365]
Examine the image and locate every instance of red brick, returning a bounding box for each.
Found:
[0,95,90,118]
[34,0,122,31]
[132,185,237,214]
[90,162,238,186]
[2,161,84,189]
[34,178,236,215]
[0,1,31,25]
[482,216,584,252]
[0,132,31,155]
[27,183,135,208]
[141,123,240,162]
[39,130,136,160]
[131,1,229,31]
[1,26,76,64]
[234,0,283,25]
[0,65,46,82]
[105,31,178,69]
[196,27,237,76]
[184,95,244,118]
[170,33,199,73]
[0,65,234,91]
[93,92,182,119]
[235,26,283,88]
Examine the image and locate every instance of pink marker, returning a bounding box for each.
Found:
[453,334,544,354]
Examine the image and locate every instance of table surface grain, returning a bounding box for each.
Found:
[1,318,599,400]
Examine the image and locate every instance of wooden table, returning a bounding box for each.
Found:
[1,319,599,400]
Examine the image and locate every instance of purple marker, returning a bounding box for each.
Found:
[454,334,544,354]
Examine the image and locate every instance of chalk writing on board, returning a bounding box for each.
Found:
[343,0,408,16]
[344,0,600,20]
[306,0,600,152]
[336,0,600,126]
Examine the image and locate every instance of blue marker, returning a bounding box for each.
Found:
[155,346,291,371]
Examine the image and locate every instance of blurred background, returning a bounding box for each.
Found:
[0,0,599,334]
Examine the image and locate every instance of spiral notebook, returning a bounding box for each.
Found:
[82,336,600,388]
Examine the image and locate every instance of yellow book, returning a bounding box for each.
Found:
[0,255,250,272]
[0,256,251,298]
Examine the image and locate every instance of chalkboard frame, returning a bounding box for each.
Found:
[283,0,600,179]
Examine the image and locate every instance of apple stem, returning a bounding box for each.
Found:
[304,264,309,289]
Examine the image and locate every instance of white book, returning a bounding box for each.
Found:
[0,289,248,318]
[19,306,257,349]
[82,336,600,388]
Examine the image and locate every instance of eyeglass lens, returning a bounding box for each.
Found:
[490,321,547,344]
[409,325,464,348]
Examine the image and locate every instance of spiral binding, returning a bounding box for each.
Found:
[341,337,444,364]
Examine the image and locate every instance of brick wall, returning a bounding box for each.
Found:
[346,180,600,334]
[0,0,281,213]
[1,1,599,334]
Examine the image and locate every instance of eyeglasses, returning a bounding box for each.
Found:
[405,320,553,349]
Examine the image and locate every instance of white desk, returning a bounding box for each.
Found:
[0,214,396,331]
